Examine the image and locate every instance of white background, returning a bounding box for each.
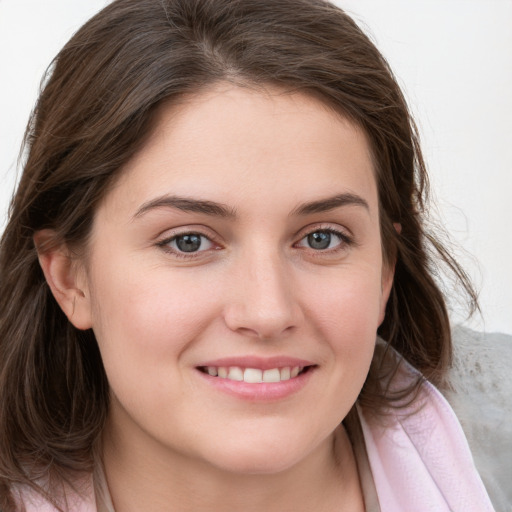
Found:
[1,0,511,334]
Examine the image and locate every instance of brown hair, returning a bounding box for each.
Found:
[0,0,476,508]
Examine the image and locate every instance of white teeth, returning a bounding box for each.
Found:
[227,366,243,381]
[244,368,263,383]
[280,367,291,381]
[262,368,281,383]
[205,365,306,383]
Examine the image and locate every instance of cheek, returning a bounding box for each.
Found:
[86,266,224,433]
[87,263,220,383]
[302,265,384,379]
[305,266,384,335]
[290,267,383,423]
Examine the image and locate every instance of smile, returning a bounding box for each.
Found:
[195,357,316,400]
[198,366,309,383]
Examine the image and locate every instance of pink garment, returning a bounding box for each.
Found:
[17,361,494,511]
[13,477,95,512]
[357,357,495,511]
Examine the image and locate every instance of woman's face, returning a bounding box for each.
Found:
[79,84,393,474]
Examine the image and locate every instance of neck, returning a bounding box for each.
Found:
[101,421,363,512]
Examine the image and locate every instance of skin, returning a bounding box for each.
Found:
[38,84,394,511]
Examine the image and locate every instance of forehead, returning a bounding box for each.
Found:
[100,84,378,220]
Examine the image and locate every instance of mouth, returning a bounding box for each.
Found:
[195,356,316,400]
[197,365,313,384]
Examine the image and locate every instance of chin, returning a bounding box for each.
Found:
[199,431,321,476]
[212,451,301,476]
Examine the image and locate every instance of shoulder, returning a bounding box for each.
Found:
[358,343,494,511]
[441,326,512,511]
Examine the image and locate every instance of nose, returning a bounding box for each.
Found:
[223,250,303,340]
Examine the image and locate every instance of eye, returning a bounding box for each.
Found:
[296,229,351,251]
[160,233,214,254]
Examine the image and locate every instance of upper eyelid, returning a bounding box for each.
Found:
[294,222,352,239]
[156,225,219,242]
[155,223,353,247]
[156,230,221,255]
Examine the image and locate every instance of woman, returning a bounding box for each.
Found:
[0,0,495,510]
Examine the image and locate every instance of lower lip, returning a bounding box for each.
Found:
[196,368,315,401]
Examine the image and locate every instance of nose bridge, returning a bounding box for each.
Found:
[224,243,300,339]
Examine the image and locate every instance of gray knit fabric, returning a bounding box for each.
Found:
[442,326,512,512]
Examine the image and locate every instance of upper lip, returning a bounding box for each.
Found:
[195,356,315,370]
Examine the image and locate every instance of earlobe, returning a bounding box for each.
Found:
[34,230,93,330]
[378,261,396,326]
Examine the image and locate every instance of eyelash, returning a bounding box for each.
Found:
[156,231,220,259]
[294,227,354,254]
[156,226,354,259]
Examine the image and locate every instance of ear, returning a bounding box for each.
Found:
[34,230,93,330]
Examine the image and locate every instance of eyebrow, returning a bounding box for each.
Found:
[133,195,237,219]
[133,192,369,220]
[291,193,370,216]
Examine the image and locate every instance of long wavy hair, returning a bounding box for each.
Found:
[0,0,476,509]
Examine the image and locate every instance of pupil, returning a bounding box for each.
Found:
[308,232,330,250]
[176,234,202,252]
